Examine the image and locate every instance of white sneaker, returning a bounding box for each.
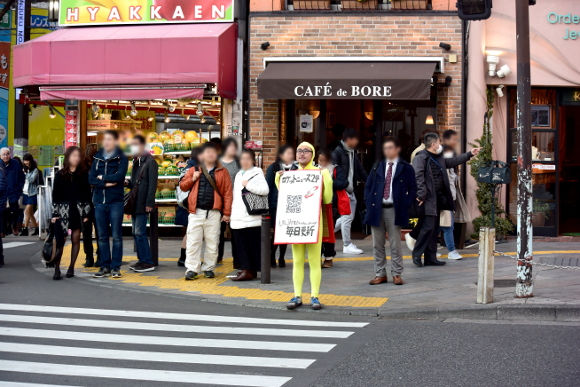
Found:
[448,251,463,260]
[436,253,442,258]
[404,233,416,251]
[343,243,363,255]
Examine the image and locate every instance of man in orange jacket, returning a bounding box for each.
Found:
[179,142,233,280]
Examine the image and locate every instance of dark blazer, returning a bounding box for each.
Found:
[1,159,25,203]
[89,147,129,205]
[363,159,417,227]
[332,142,368,190]
[0,168,8,214]
[411,149,472,216]
[129,154,158,214]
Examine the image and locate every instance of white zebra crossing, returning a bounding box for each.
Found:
[0,303,367,387]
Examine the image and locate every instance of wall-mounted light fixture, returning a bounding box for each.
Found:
[309,110,320,119]
[364,111,374,121]
[49,107,56,119]
[425,115,434,125]
[487,55,511,78]
[496,64,512,78]
[260,42,270,51]
[147,107,154,122]
[439,42,452,51]
[130,102,138,117]
[164,111,170,123]
[496,85,505,98]
[445,76,453,87]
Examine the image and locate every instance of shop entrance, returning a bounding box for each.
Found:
[286,95,437,171]
[559,105,580,235]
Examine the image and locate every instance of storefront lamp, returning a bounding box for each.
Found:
[439,43,452,51]
[487,55,500,76]
[130,102,138,117]
[164,111,170,123]
[310,111,320,119]
[181,109,190,121]
[425,115,434,125]
[496,64,512,78]
[49,107,56,119]
[147,107,154,122]
[200,116,206,124]
[364,112,374,121]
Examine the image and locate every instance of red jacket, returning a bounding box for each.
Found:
[179,165,233,216]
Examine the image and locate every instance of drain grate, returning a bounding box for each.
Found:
[475,279,516,288]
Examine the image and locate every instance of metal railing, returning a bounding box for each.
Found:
[285,0,432,11]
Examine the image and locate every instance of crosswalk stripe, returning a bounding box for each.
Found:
[0,314,353,339]
[0,360,292,387]
[0,383,82,387]
[0,327,336,353]
[0,341,316,369]
[2,242,35,249]
[0,303,368,328]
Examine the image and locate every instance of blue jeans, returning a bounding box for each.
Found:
[94,202,124,270]
[441,218,455,253]
[132,213,153,265]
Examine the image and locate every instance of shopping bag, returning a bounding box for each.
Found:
[440,210,453,228]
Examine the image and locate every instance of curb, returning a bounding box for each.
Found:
[31,252,580,322]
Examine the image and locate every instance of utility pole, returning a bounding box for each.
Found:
[515,0,533,298]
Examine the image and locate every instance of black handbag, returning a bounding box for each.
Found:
[42,220,65,264]
[241,175,269,215]
[477,160,511,184]
[408,199,425,218]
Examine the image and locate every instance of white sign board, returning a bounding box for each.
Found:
[274,170,323,245]
[299,114,313,133]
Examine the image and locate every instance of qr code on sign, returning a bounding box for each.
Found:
[286,195,302,213]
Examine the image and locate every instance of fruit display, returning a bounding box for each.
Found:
[148,132,159,142]
[159,131,171,142]
[185,130,198,142]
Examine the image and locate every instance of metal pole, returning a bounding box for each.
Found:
[261,215,271,284]
[150,209,159,266]
[515,0,533,298]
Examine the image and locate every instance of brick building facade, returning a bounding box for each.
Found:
[248,5,463,166]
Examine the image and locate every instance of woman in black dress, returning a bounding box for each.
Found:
[50,146,92,280]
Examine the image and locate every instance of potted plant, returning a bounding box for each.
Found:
[342,0,379,11]
[532,200,550,227]
[401,218,418,241]
[293,0,332,10]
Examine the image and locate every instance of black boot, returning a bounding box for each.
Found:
[84,256,95,268]
[31,227,39,236]
[19,227,28,236]
[177,248,186,267]
[270,255,277,268]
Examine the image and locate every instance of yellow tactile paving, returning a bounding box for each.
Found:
[51,246,579,308]
[54,245,389,308]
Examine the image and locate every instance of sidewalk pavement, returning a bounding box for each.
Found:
[36,235,580,321]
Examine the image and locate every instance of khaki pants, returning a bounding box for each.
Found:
[371,207,403,277]
[185,209,221,274]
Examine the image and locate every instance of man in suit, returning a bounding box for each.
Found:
[364,137,417,286]
[411,133,480,267]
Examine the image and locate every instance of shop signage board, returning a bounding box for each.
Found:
[58,0,234,26]
[562,89,580,103]
[274,170,323,245]
[65,101,79,148]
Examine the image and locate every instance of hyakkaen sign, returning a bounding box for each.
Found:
[59,0,234,26]
[294,84,392,98]
[547,12,580,40]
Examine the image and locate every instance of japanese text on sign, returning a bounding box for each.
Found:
[275,170,323,245]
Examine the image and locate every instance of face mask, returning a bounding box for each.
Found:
[443,151,453,159]
[436,144,443,154]
[130,145,141,157]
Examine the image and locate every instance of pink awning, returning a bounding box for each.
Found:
[13,23,237,100]
[39,85,205,101]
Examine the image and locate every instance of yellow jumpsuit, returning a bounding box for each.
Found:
[276,142,333,298]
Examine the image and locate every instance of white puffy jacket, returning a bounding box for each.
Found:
[230,167,269,230]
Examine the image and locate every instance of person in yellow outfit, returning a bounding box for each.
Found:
[276,142,333,310]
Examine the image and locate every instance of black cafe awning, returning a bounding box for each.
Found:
[257,61,437,100]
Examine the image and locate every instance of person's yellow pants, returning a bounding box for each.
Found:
[290,220,323,298]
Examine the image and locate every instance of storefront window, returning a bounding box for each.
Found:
[507,88,558,236]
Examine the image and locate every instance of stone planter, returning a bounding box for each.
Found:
[401,229,412,241]
[341,0,379,10]
[293,0,332,10]
[391,0,427,10]
[532,212,546,227]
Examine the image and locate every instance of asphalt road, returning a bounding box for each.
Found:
[0,240,579,387]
